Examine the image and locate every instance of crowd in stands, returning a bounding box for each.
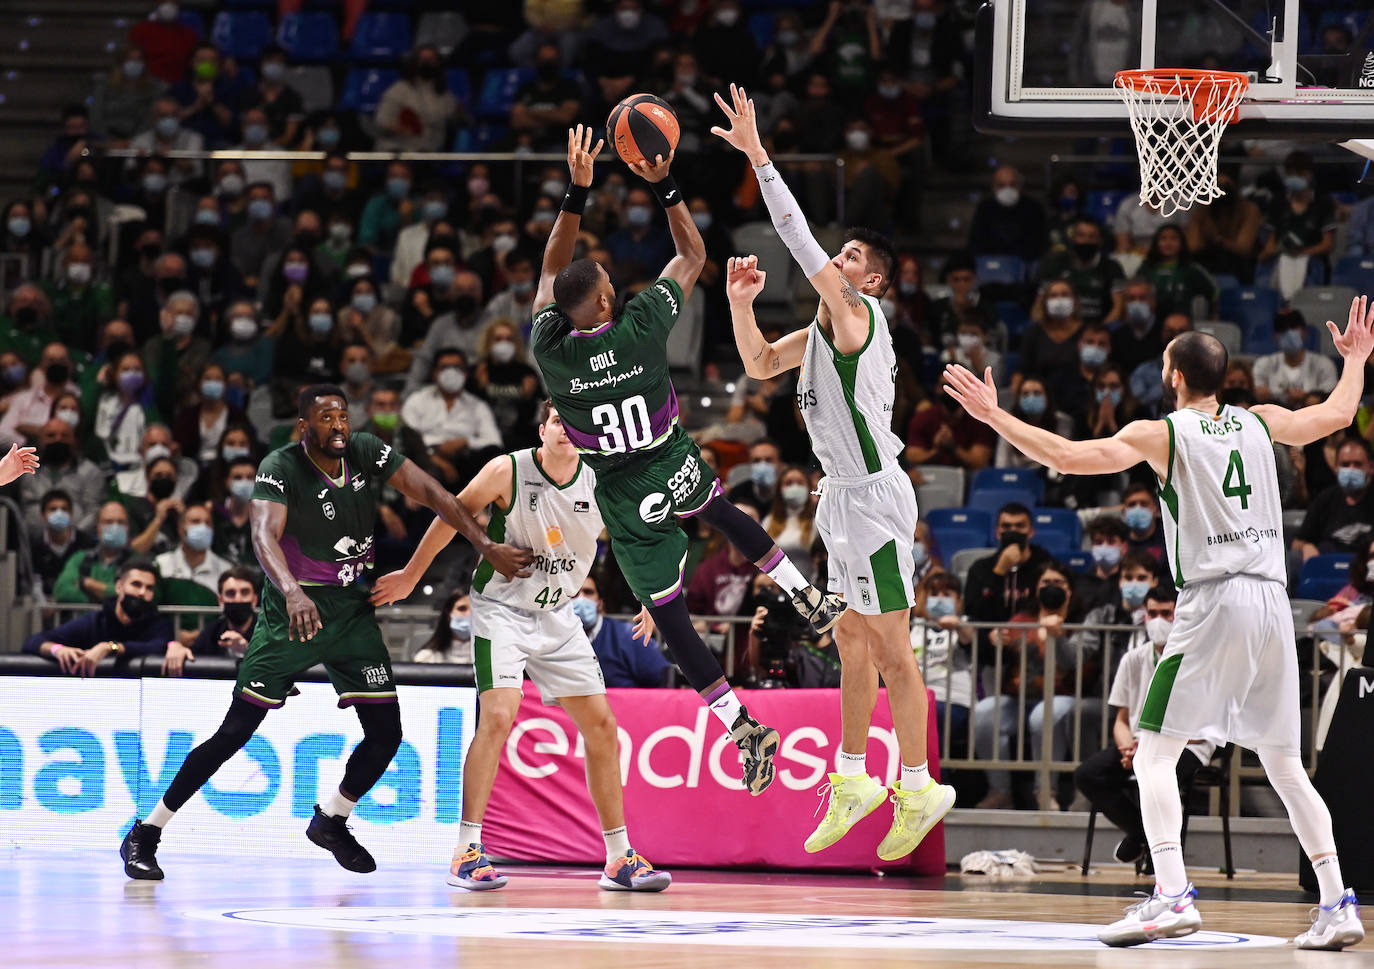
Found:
[4,1,1372,824]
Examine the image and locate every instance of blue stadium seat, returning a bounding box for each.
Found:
[926,508,992,552]
[445,68,472,108]
[971,468,1044,503]
[1032,507,1082,551]
[976,255,1024,285]
[476,67,535,120]
[996,300,1030,339]
[1332,255,1374,294]
[349,12,412,63]
[178,9,204,37]
[339,68,397,113]
[1218,285,1280,353]
[1085,189,1129,227]
[1212,273,1241,292]
[930,528,990,560]
[278,12,340,63]
[1297,554,1352,602]
[211,11,274,61]
[748,12,776,49]
[452,123,508,152]
[1065,551,1093,574]
[966,489,1037,523]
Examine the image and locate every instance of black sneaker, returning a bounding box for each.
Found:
[791,586,846,634]
[729,706,781,796]
[1115,833,1146,864]
[120,820,164,880]
[306,805,377,872]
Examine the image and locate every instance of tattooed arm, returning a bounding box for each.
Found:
[727,255,808,378]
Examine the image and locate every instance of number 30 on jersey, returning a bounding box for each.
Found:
[592,394,652,453]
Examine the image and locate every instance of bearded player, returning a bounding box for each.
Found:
[713,84,955,861]
[119,385,532,880]
[373,402,671,893]
[529,125,843,796]
[944,297,1374,949]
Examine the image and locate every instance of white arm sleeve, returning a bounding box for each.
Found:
[753,162,830,279]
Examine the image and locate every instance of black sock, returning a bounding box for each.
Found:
[160,697,267,811]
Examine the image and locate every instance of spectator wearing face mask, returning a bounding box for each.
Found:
[1037,217,1125,328]
[264,246,327,334]
[605,187,674,285]
[359,162,414,254]
[294,152,363,230]
[1108,277,1163,376]
[1051,321,1113,422]
[127,455,183,556]
[399,240,466,347]
[172,361,248,466]
[576,575,672,688]
[213,301,276,391]
[0,203,47,294]
[182,226,247,329]
[410,591,473,664]
[1259,150,1336,293]
[212,456,257,566]
[338,277,403,373]
[45,247,113,352]
[154,500,229,595]
[1074,587,1211,866]
[128,97,203,184]
[93,47,166,143]
[1121,482,1168,568]
[113,425,194,501]
[17,417,106,535]
[470,320,540,450]
[727,438,784,515]
[477,249,539,338]
[274,296,341,390]
[688,501,764,620]
[338,342,377,416]
[128,2,198,84]
[1140,224,1216,318]
[54,501,133,605]
[968,165,1046,262]
[511,43,582,151]
[143,290,210,420]
[401,348,502,486]
[1128,312,1193,416]
[230,183,291,290]
[190,565,260,659]
[0,343,79,446]
[762,465,818,582]
[940,317,1004,387]
[1013,280,1084,395]
[1253,309,1337,407]
[168,43,243,149]
[258,211,339,308]
[912,572,974,760]
[1075,549,1163,677]
[2,284,56,367]
[404,269,486,394]
[1295,440,1374,561]
[238,45,303,148]
[584,1,670,79]
[1113,195,1179,263]
[32,489,94,598]
[1074,515,1132,612]
[376,44,461,153]
[93,350,160,470]
[27,558,174,676]
[390,183,452,289]
[994,377,1074,472]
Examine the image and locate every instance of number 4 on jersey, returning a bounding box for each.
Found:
[1222,449,1252,509]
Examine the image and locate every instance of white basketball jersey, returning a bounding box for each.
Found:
[471,448,603,610]
[797,294,904,477]
[1159,405,1285,587]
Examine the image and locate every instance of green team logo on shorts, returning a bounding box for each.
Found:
[639,492,671,523]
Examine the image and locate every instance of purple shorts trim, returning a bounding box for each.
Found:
[337,695,399,708]
[675,479,723,519]
[239,690,285,710]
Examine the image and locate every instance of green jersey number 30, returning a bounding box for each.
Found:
[1222,449,1252,510]
[591,394,652,453]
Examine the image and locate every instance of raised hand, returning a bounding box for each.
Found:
[1331,294,1374,363]
[941,364,1001,425]
[726,255,767,305]
[626,150,674,183]
[0,444,39,486]
[710,83,767,166]
[567,124,604,189]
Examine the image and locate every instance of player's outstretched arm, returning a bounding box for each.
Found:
[1253,294,1374,446]
[389,457,533,580]
[534,125,603,309]
[371,455,517,605]
[943,364,1168,477]
[626,150,705,304]
[712,83,867,349]
[727,255,806,377]
[250,498,322,642]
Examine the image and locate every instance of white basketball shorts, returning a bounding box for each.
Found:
[815,465,917,616]
[471,592,605,702]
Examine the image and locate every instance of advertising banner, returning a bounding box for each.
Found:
[484,685,945,874]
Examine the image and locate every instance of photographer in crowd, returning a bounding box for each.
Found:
[745,573,840,688]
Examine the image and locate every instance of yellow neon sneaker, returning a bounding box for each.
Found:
[876,780,956,861]
[803,773,888,853]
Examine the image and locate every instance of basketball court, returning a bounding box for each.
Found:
[6,850,1368,968]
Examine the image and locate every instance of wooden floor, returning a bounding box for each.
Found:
[5,848,1369,968]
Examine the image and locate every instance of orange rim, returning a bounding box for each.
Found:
[1115,68,1250,124]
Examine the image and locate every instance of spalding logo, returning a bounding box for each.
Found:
[639,493,671,524]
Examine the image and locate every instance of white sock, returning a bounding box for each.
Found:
[1313,855,1344,907]
[837,750,866,778]
[901,762,931,792]
[707,688,743,730]
[458,819,483,848]
[144,800,175,829]
[765,556,808,596]
[603,825,631,864]
[323,789,356,819]
[1150,842,1189,897]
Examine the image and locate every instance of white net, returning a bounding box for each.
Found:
[1115,70,1249,220]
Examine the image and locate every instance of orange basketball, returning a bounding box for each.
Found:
[606,93,680,166]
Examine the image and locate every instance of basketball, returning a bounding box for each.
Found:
[606,93,680,166]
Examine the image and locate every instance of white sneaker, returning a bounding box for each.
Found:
[1294,888,1365,950]
[1099,884,1202,947]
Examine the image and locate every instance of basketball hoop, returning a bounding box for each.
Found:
[1115,69,1250,219]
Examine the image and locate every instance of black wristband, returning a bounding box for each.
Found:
[561,184,589,215]
[651,175,682,208]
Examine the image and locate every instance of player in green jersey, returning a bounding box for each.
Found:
[119,384,532,881]
[530,125,842,797]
